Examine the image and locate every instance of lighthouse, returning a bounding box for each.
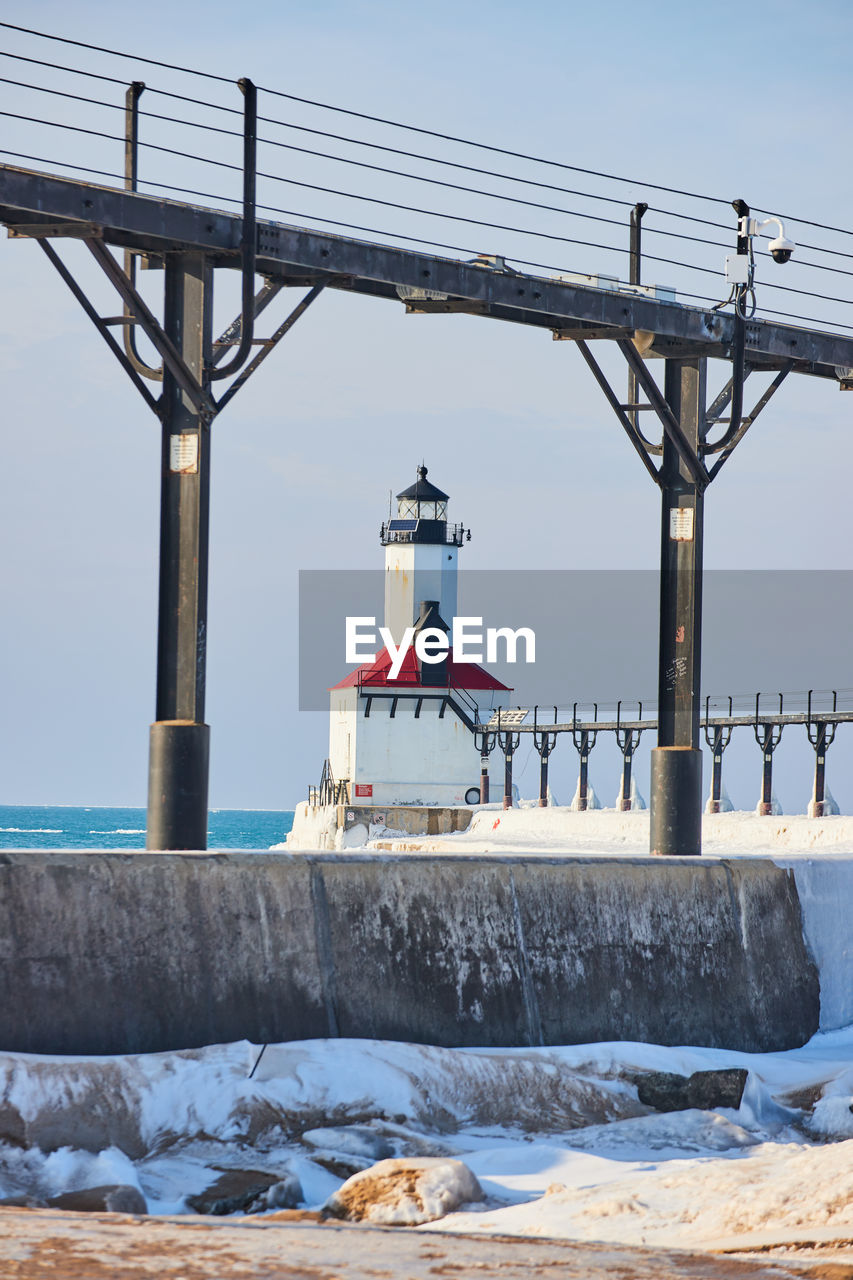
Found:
[325,466,511,808]
[382,465,462,644]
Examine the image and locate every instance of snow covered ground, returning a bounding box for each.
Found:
[360,804,853,858]
[1,1028,853,1255]
[2,810,850,1258]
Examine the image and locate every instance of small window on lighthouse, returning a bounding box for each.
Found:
[419,501,437,519]
[399,498,418,518]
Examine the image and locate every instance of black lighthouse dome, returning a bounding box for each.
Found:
[380,465,470,547]
[396,465,449,520]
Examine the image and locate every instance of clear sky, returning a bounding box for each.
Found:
[1,0,852,811]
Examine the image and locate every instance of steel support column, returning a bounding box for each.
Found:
[576,736,591,810]
[650,358,706,856]
[503,745,515,810]
[147,252,213,850]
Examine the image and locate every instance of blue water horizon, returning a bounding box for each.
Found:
[0,805,294,851]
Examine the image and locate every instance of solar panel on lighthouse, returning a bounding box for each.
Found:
[487,709,529,726]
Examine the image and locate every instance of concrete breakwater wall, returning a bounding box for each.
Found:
[0,851,819,1056]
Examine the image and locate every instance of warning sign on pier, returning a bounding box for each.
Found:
[669,507,694,541]
[169,434,199,474]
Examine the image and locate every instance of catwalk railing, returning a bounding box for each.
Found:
[475,690,851,815]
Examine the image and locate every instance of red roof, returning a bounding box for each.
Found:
[330,646,511,691]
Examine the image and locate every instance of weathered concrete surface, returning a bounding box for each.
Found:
[287,803,474,850]
[0,852,819,1055]
[338,805,474,836]
[0,1208,847,1280]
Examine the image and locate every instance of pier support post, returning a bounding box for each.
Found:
[810,723,829,817]
[616,702,643,813]
[147,253,213,850]
[480,758,490,805]
[754,695,784,816]
[807,691,837,818]
[533,711,558,808]
[650,747,702,856]
[577,739,590,810]
[475,728,496,806]
[503,742,515,810]
[571,717,597,811]
[651,359,705,856]
[498,725,520,810]
[708,726,727,813]
[704,697,733,814]
[538,754,549,807]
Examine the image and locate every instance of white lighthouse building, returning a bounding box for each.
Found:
[326,466,511,808]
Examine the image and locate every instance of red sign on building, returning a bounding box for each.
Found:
[354,784,373,798]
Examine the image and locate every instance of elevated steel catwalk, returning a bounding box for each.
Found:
[3,164,853,377]
[3,160,851,854]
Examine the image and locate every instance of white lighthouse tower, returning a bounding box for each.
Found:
[323,466,511,812]
[382,466,463,644]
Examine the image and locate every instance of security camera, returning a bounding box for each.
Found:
[768,235,794,265]
[735,214,795,264]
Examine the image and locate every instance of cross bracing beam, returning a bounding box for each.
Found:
[3,164,853,380]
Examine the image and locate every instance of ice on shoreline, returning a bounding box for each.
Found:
[0,1028,852,1251]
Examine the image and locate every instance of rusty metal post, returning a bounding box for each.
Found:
[497,720,520,810]
[147,252,214,850]
[758,735,776,814]
[571,705,598,811]
[704,696,733,814]
[708,726,726,813]
[811,723,829,816]
[616,701,643,812]
[618,741,635,812]
[807,690,837,818]
[538,754,549,807]
[577,736,590,810]
[475,727,496,805]
[480,758,490,804]
[503,741,515,810]
[754,694,784,816]
[533,709,557,808]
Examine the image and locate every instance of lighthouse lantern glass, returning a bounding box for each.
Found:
[397,497,447,520]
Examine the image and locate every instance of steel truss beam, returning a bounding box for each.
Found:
[3,164,853,378]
